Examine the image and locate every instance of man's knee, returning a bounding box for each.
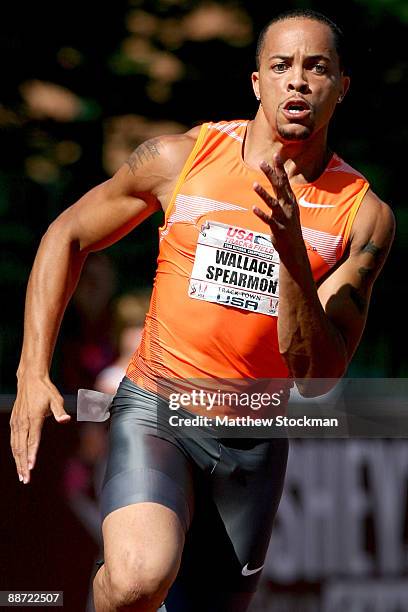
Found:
[101,558,172,610]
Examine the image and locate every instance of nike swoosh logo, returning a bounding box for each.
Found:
[298,196,336,209]
[241,563,264,576]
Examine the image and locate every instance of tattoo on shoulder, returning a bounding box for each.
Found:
[126,138,162,174]
[362,240,382,257]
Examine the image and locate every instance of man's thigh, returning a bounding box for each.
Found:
[102,501,185,591]
[100,377,195,532]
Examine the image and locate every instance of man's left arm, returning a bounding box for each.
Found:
[253,157,395,395]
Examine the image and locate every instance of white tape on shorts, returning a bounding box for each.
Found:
[77,388,114,422]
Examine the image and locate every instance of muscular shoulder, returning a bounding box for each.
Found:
[108,125,202,210]
[349,189,395,259]
[126,125,201,178]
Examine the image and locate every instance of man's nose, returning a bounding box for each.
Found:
[287,67,309,94]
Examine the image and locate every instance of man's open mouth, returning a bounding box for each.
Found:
[281,98,311,119]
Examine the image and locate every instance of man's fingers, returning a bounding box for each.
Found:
[272,152,285,172]
[10,417,23,480]
[260,157,295,206]
[50,397,71,424]
[27,416,44,471]
[253,182,280,211]
[253,206,284,231]
[253,205,270,224]
[10,381,68,484]
[259,160,279,190]
[273,154,297,203]
[10,427,23,482]
[12,417,30,483]
[253,182,286,230]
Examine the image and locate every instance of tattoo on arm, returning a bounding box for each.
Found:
[358,266,371,280]
[350,267,372,315]
[349,220,394,316]
[126,138,162,174]
[362,240,382,257]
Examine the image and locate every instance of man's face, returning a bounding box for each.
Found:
[252,18,350,142]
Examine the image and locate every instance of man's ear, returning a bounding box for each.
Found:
[251,72,260,101]
[339,75,350,102]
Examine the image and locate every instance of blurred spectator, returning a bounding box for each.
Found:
[182,3,253,45]
[63,423,108,541]
[20,80,84,123]
[60,253,117,393]
[95,290,151,395]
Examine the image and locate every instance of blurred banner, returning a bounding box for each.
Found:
[254,438,408,611]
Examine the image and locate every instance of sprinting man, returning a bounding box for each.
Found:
[10,9,395,612]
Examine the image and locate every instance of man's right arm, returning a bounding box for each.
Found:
[10,129,199,484]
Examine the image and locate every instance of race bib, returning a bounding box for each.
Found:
[188,221,279,316]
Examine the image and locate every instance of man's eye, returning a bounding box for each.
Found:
[313,64,327,74]
[272,63,287,73]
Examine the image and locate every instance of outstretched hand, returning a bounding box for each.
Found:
[252,154,306,263]
[10,377,71,484]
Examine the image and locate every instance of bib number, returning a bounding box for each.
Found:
[188,221,280,316]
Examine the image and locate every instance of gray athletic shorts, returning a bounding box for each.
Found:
[98,376,289,612]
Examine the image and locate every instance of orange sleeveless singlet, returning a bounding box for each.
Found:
[126,120,369,391]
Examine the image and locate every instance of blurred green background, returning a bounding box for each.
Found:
[1,0,407,392]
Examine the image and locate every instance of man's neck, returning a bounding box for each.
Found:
[243,113,332,185]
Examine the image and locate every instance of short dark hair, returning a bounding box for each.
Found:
[255,9,347,73]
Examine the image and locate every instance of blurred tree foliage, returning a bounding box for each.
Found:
[0,0,406,390]
[355,0,408,22]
